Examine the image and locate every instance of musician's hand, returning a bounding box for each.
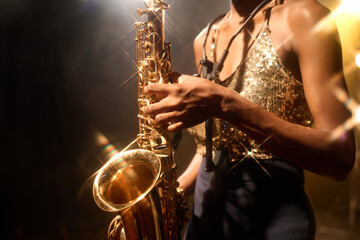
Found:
[142,74,226,132]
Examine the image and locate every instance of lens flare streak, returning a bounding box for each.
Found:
[115,23,138,44]
[117,72,138,92]
[121,47,137,69]
[331,87,360,140]
[103,144,119,160]
[226,134,274,178]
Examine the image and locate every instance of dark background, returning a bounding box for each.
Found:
[1,0,227,239]
[1,0,359,239]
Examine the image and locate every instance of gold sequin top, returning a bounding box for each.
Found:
[188,24,313,161]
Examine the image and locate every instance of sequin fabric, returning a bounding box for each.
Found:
[188,25,313,161]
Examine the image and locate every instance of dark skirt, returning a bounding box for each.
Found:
[185,154,316,240]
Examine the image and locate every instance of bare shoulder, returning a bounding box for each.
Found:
[285,0,340,51]
[270,0,333,31]
[269,0,339,55]
[284,0,333,29]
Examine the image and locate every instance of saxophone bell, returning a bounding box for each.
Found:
[93,149,161,212]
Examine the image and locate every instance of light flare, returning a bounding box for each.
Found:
[162,0,188,44]
[338,0,360,15]
[115,23,138,44]
[112,23,139,92]
[355,107,360,123]
[331,87,360,140]
[226,134,274,178]
[144,0,154,8]
[120,47,137,69]
[117,72,138,92]
[356,53,360,68]
[312,0,359,37]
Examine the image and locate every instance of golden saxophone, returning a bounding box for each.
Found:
[93,1,184,239]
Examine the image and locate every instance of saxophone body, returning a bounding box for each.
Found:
[93,1,183,239]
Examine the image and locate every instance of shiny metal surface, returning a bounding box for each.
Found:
[93,1,184,239]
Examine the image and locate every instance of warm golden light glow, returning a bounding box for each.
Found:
[144,0,155,8]
[356,52,360,68]
[356,107,360,123]
[331,86,360,139]
[338,0,360,15]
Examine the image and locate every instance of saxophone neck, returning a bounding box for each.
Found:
[137,0,169,50]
